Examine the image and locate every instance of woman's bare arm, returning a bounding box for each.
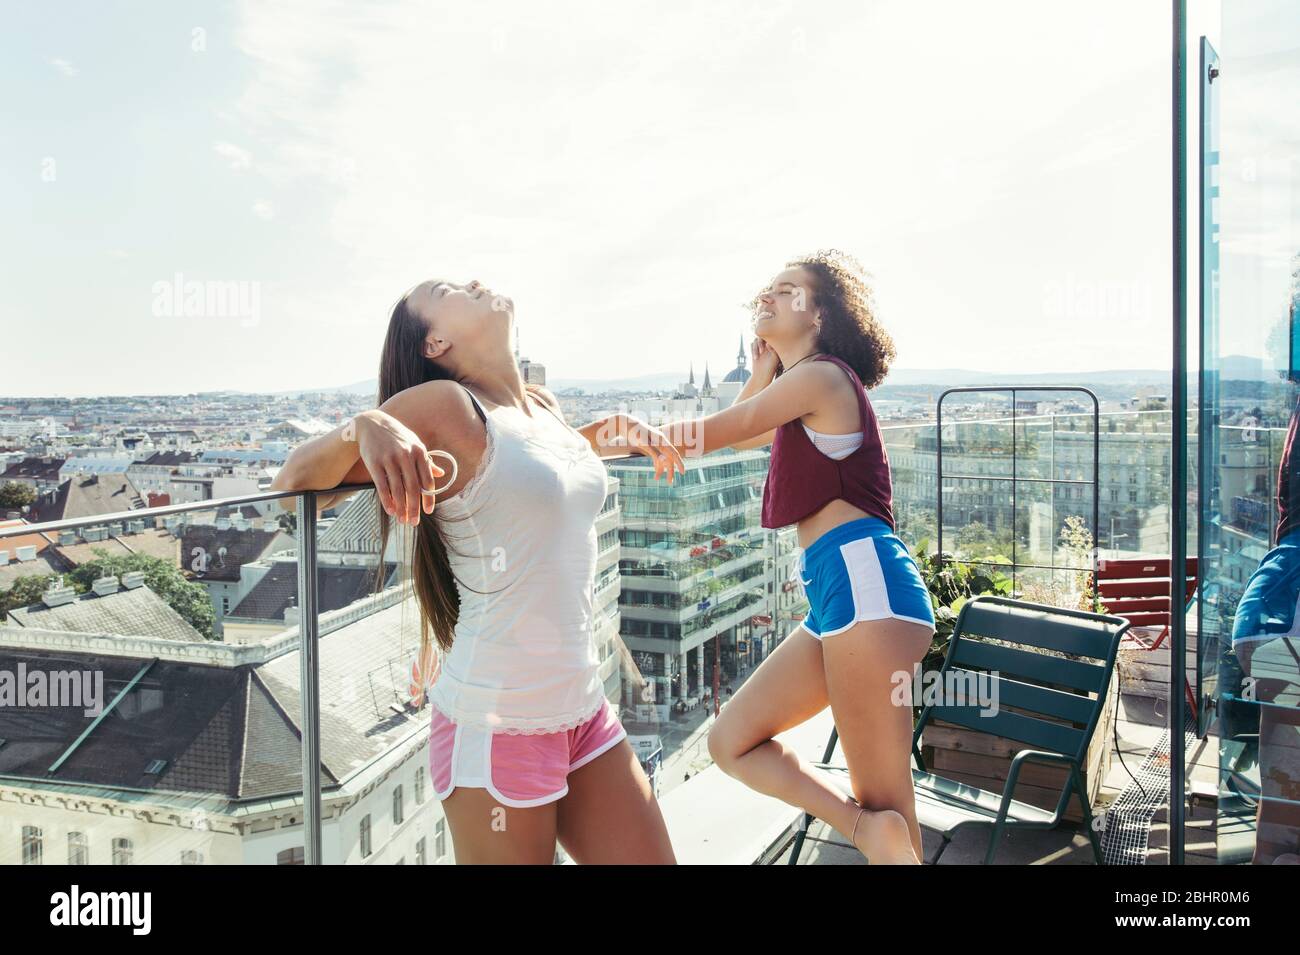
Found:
[271,379,465,525]
[270,418,373,515]
[726,361,780,450]
[655,362,836,458]
[529,384,656,463]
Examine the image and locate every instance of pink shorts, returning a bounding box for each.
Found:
[428,698,628,808]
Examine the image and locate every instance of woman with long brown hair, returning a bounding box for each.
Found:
[272,278,683,863]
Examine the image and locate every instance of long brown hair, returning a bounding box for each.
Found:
[374,293,461,657]
[373,289,538,658]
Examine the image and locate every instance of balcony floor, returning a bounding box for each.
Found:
[658,631,1224,865]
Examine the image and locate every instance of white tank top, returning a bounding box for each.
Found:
[426,385,610,734]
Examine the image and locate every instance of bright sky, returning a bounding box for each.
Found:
[2,0,1184,397]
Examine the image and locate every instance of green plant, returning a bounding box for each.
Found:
[1017,515,1103,613]
[69,549,216,640]
[0,573,58,621]
[911,535,1013,657]
[0,481,36,510]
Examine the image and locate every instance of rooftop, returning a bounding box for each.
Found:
[5,578,202,643]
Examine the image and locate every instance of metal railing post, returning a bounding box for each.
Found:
[1168,0,1188,866]
[297,492,323,865]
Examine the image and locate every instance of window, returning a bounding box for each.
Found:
[21,826,42,865]
[435,818,446,859]
[112,837,133,865]
[415,767,425,804]
[393,785,404,826]
[277,847,304,865]
[416,837,427,865]
[68,831,87,865]
[360,814,372,857]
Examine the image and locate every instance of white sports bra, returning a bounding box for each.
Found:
[425,387,610,734]
[802,422,864,461]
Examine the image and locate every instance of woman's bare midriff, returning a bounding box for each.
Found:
[796,497,877,550]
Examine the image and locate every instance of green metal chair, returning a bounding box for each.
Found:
[788,595,1130,865]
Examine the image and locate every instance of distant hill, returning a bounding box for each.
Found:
[880,367,1172,387]
[552,367,1179,397]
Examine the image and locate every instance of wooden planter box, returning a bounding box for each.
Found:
[917,668,1119,825]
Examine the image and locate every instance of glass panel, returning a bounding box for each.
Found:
[304,489,455,864]
[934,390,1104,604]
[606,450,793,823]
[883,422,937,549]
[1198,35,1223,740]
[0,500,305,864]
[1205,4,1300,865]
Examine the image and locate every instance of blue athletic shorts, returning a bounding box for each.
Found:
[796,517,936,639]
[1232,526,1300,648]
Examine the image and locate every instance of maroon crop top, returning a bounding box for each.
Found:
[760,354,895,531]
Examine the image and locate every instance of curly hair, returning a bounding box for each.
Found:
[752,248,897,390]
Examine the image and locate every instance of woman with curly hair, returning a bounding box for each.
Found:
[653,250,935,863]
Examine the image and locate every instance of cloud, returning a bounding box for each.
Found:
[49,57,78,77]
[220,0,1177,382]
[213,140,253,170]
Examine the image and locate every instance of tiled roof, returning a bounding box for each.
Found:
[1,457,66,482]
[228,561,392,622]
[0,596,429,800]
[0,519,56,555]
[134,451,196,468]
[146,429,199,440]
[258,598,429,786]
[51,528,180,568]
[216,504,264,521]
[0,519,66,590]
[6,583,203,642]
[0,551,68,592]
[179,525,293,582]
[27,474,146,524]
[180,504,266,526]
[318,491,382,554]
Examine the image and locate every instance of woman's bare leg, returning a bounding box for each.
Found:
[555,738,676,863]
[707,626,883,859]
[439,786,559,864]
[821,616,934,863]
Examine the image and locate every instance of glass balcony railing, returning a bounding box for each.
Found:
[2,411,1257,865]
[885,408,1184,603]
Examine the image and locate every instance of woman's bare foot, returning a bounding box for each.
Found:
[850,806,920,864]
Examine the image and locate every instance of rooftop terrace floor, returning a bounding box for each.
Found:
[657,635,1222,865]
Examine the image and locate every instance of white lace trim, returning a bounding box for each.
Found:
[802,423,863,461]
[427,692,607,736]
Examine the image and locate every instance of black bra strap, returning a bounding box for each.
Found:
[527,388,569,429]
[461,384,488,423]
